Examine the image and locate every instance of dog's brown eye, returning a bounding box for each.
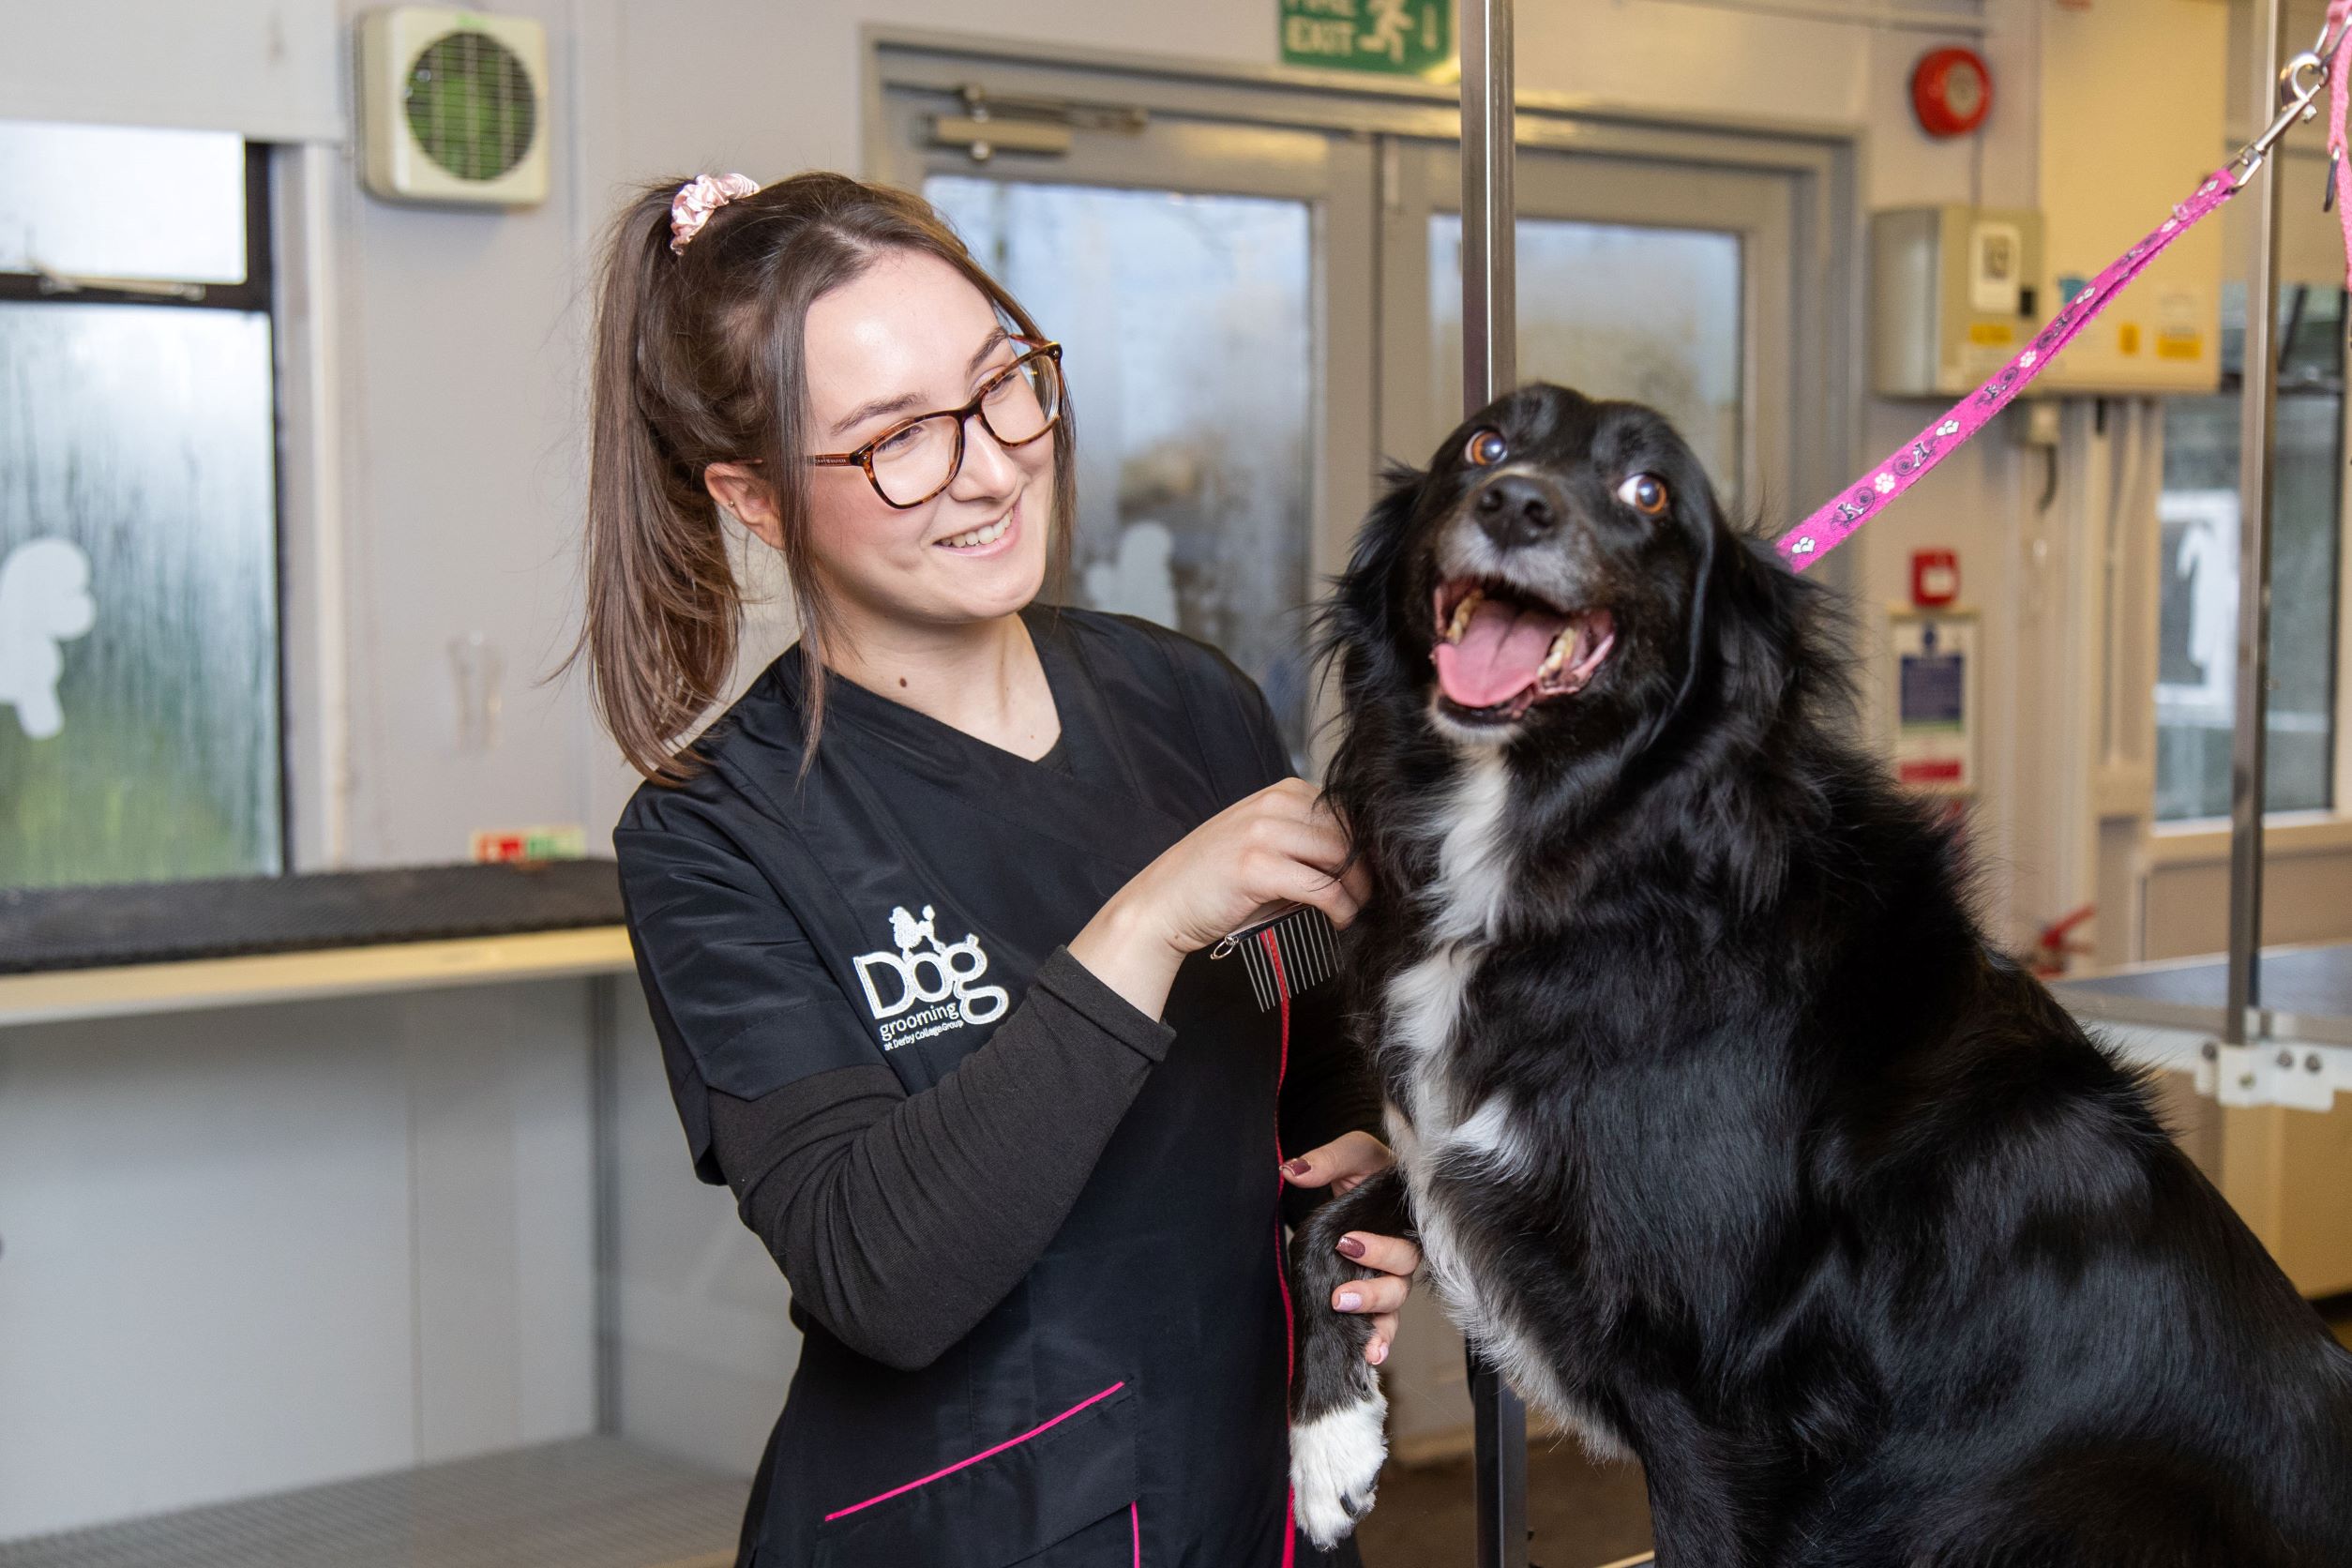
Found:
[1617,473,1669,517]
[1464,429,1509,467]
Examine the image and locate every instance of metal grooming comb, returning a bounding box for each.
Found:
[1208,902,1340,1012]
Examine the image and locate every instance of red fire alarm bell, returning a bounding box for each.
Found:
[1911,549,1960,608]
[1911,47,1993,139]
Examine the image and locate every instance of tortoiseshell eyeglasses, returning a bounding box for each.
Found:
[807,339,1064,508]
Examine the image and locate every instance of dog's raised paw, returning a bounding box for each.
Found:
[1289,1393,1389,1548]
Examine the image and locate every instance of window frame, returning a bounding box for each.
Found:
[0,135,290,886]
[2151,313,2352,854]
[0,142,273,311]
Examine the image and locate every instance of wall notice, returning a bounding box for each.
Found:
[1891,611,1978,796]
[1279,0,1454,77]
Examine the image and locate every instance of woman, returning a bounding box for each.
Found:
[579,170,1420,1567]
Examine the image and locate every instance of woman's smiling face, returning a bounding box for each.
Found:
[796,249,1056,636]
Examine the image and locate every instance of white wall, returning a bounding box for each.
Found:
[1,2,343,141]
[0,959,795,1543]
[259,0,2051,877]
[0,981,596,1540]
[11,1,2291,945]
[0,0,2042,943]
[609,987,800,1473]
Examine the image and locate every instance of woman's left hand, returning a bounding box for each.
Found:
[1281,1131,1420,1366]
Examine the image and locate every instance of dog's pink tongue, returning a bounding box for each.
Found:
[1435,597,1565,709]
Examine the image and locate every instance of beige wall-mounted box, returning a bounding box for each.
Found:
[1871,205,2046,399]
[2032,0,2227,396]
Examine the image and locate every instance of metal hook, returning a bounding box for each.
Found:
[2235,48,2332,186]
[2312,8,2345,65]
[2284,48,2329,110]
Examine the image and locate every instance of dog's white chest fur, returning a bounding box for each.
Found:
[1386,751,1511,1131]
[1383,750,1621,1455]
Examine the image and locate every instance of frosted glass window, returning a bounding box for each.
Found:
[927,176,1317,763]
[1431,217,1745,499]
[0,120,248,285]
[2156,282,2341,822]
[0,303,281,888]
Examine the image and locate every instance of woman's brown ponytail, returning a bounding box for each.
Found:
[576,183,741,783]
[564,173,1076,784]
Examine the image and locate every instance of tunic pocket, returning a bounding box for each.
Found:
[809,1382,1141,1568]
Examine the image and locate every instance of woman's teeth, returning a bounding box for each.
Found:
[939,514,1011,550]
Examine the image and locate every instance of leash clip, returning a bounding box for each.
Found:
[2314,8,2349,72]
[2236,47,2334,188]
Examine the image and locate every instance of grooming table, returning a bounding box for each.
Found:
[2051,942,2352,1111]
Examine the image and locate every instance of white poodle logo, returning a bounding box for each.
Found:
[852,902,1011,1036]
[0,537,97,740]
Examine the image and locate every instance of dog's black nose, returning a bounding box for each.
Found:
[1474,475,1556,548]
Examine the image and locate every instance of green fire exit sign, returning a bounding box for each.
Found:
[1280,0,1455,78]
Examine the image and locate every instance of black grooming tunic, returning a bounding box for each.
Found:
[614,604,1376,1568]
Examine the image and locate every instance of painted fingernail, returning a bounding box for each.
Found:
[1281,1157,1311,1178]
[1369,1339,1389,1365]
[1335,1235,1366,1259]
[1336,1289,1363,1311]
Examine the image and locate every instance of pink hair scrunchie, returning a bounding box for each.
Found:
[669,173,760,255]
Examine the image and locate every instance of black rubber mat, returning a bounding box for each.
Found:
[2055,942,2352,1020]
[0,860,626,975]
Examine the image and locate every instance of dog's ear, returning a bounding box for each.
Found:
[1350,460,1427,578]
[1666,471,1726,693]
[1684,481,1814,720]
[1315,461,1434,879]
[1318,461,1427,663]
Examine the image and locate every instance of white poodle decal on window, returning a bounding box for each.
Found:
[0,537,97,741]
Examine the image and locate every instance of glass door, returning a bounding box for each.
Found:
[875,71,1376,772]
[1381,138,1805,512]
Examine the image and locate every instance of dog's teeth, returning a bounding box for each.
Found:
[1444,589,1483,644]
[1536,626,1575,681]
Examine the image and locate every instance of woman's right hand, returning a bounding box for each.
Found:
[1066,778,1370,1019]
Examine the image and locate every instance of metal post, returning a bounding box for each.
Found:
[1470,1342,1530,1568]
[1462,0,1516,407]
[2226,0,2288,1044]
[1460,5,1528,1567]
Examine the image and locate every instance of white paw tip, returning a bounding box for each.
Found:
[1289,1393,1389,1548]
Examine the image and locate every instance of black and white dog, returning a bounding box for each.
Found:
[1289,385,2352,1566]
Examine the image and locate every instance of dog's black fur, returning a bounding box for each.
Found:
[1289,385,2352,1566]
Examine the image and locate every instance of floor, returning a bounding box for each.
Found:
[0,1435,1636,1568]
[0,1440,746,1568]
[1358,1442,1652,1568]
[11,1323,2349,1568]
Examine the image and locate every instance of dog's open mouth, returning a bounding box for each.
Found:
[1431,579,1616,720]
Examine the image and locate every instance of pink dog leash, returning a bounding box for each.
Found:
[1778,8,2352,573]
[2332,0,2352,258]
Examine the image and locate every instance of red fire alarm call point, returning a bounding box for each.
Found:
[1911,549,1961,609]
